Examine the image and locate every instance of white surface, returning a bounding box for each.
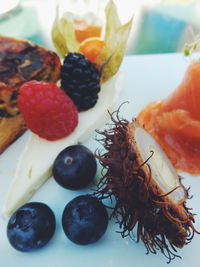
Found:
[0,53,200,267]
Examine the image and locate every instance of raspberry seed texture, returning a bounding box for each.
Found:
[18,81,78,140]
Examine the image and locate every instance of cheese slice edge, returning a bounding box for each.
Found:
[1,72,123,219]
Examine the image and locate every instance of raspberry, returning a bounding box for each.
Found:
[18,81,78,141]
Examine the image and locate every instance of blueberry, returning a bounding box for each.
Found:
[7,202,56,252]
[52,145,97,190]
[62,195,108,245]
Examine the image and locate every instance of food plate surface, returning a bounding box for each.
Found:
[0,53,200,267]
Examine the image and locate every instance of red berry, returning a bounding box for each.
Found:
[18,81,78,140]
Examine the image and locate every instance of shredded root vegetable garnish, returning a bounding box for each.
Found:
[137,61,200,175]
[95,110,199,263]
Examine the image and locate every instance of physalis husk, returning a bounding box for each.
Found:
[51,0,133,82]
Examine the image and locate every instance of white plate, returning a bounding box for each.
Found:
[0,53,200,267]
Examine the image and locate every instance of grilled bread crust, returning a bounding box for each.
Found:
[0,36,61,153]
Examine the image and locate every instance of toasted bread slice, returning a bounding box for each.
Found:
[0,36,61,153]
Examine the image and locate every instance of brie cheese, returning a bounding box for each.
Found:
[2,72,123,219]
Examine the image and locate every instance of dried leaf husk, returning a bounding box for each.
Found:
[51,0,133,82]
[95,111,199,263]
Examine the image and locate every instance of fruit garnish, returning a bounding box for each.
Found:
[95,111,199,263]
[2,72,123,219]
[137,60,200,175]
[94,0,132,81]
[78,38,105,64]
[7,202,55,252]
[51,6,79,57]
[60,52,101,111]
[18,81,78,141]
[51,0,132,82]
[53,145,97,190]
[183,34,200,57]
[74,19,102,43]
[62,195,108,245]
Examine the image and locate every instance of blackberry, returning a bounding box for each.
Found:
[61,53,101,111]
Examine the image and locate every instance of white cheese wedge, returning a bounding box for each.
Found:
[2,72,123,219]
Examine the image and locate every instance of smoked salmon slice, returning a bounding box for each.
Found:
[137,61,200,175]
